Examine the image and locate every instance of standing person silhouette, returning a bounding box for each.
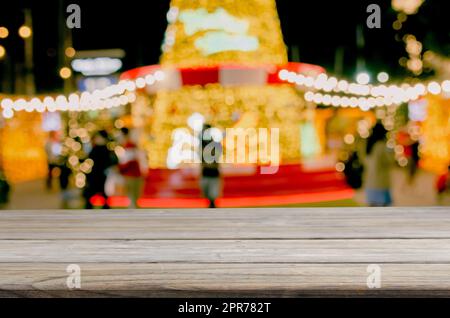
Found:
[363,122,394,207]
[44,131,62,190]
[84,130,118,209]
[118,128,147,208]
[200,124,222,208]
[0,168,10,209]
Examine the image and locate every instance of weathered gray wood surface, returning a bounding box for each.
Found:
[0,207,449,297]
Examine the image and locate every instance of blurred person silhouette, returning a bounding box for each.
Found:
[58,155,72,209]
[200,124,222,208]
[363,122,394,207]
[0,168,10,209]
[394,140,438,206]
[0,149,10,208]
[83,130,118,209]
[407,141,420,183]
[118,128,148,208]
[45,131,63,190]
[437,165,450,205]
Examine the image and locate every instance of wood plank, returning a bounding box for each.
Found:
[0,207,449,239]
[1,207,449,297]
[0,239,449,263]
[1,263,449,297]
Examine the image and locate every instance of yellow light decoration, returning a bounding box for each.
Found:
[65,47,76,58]
[0,112,47,182]
[18,25,32,39]
[161,0,287,67]
[0,45,5,59]
[420,95,450,174]
[0,26,9,39]
[141,0,310,169]
[144,84,305,168]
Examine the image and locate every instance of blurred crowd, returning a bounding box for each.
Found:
[0,122,449,209]
[0,123,224,209]
[343,122,450,207]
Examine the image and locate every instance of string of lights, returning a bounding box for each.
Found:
[1,65,449,119]
[0,70,165,119]
[279,69,450,108]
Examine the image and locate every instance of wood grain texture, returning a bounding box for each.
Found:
[0,207,449,297]
[1,263,450,297]
[0,239,449,263]
[0,207,449,239]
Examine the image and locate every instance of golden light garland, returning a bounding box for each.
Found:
[279,69,450,109]
[0,0,446,118]
[0,66,447,119]
[0,71,165,119]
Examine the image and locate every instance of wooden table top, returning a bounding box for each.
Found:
[0,207,449,297]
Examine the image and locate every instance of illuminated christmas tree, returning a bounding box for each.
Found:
[138,0,323,168]
[161,0,287,67]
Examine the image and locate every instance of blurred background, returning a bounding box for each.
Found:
[0,0,449,209]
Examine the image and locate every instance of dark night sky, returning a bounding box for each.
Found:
[0,0,448,93]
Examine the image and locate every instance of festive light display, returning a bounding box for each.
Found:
[145,84,304,168]
[61,111,121,190]
[420,95,450,173]
[0,70,165,119]
[0,0,444,117]
[279,69,450,107]
[161,0,287,67]
[403,34,424,75]
[0,0,448,185]
[134,0,450,171]
[141,0,314,168]
[392,0,425,15]
[0,112,47,182]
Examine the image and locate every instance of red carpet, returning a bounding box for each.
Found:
[96,164,354,208]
